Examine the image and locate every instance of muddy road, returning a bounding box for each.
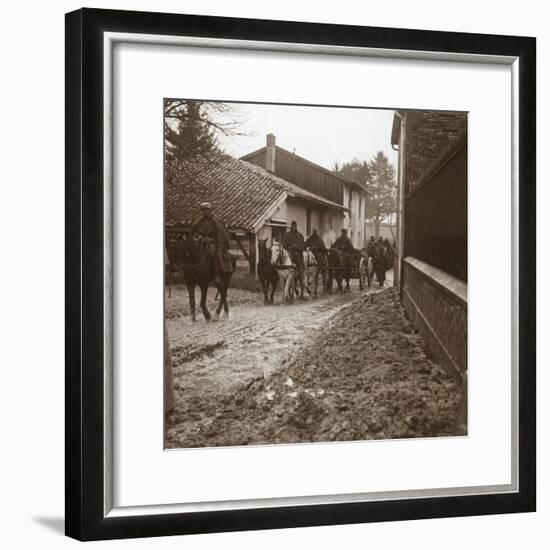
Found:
[165,279,383,398]
[165,271,462,448]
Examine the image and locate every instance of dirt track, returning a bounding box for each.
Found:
[165,274,462,448]
[166,280,374,393]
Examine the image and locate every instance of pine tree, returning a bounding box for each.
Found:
[333,158,371,187]
[164,100,246,183]
[164,100,220,163]
[334,152,396,238]
[367,151,397,238]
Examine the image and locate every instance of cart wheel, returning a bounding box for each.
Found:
[367,258,374,287]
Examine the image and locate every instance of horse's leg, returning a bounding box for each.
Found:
[213,281,223,320]
[187,284,197,322]
[313,268,319,297]
[283,273,289,303]
[215,280,228,319]
[304,270,312,298]
[284,272,292,304]
[199,284,211,321]
[297,270,305,299]
[224,286,230,317]
[221,274,230,318]
[280,272,286,303]
[269,279,276,304]
[262,278,269,305]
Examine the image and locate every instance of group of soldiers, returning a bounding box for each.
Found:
[283,221,394,273]
[190,201,395,279]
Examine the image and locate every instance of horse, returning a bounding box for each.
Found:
[180,233,235,322]
[257,238,279,305]
[286,248,308,300]
[310,248,329,292]
[302,249,321,298]
[327,248,351,293]
[270,241,295,304]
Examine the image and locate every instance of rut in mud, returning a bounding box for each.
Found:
[165,281,462,448]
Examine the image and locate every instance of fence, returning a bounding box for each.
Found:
[404,133,467,282]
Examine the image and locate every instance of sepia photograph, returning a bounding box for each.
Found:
[163,99,468,449]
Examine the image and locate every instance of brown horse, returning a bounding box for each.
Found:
[181,234,235,322]
[310,248,328,292]
[257,238,279,304]
[327,248,351,293]
[286,248,309,300]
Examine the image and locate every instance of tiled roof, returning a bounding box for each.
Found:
[166,153,346,232]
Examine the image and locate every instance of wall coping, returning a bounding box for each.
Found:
[404,256,467,307]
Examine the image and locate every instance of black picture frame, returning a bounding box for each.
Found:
[65,7,536,541]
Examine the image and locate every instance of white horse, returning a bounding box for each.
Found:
[302,249,321,298]
[270,242,295,304]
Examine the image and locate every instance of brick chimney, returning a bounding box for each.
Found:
[266,133,276,173]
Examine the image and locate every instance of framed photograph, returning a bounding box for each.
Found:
[65,8,536,541]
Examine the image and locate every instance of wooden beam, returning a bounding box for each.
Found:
[232,233,249,261]
[248,233,256,275]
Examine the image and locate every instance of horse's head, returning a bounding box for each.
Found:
[304,249,317,267]
[258,238,269,263]
[180,232,203,263]
[270,242,281,265]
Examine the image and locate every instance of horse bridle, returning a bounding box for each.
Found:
[274,243,295,270]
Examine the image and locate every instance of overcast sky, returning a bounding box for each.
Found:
[211,102,397,172]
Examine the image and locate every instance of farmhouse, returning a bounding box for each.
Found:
[165,152,349,288]
[392,110,467,384]
[242,134,370,249]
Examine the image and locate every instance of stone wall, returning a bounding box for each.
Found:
[402,257,467,384]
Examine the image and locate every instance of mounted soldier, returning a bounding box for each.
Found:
[333,228,354,256]
[366,236,377,258]
[282,220,305,269]
[305,228,327,256]
[331,228,355,282]
[191,202,232,285]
